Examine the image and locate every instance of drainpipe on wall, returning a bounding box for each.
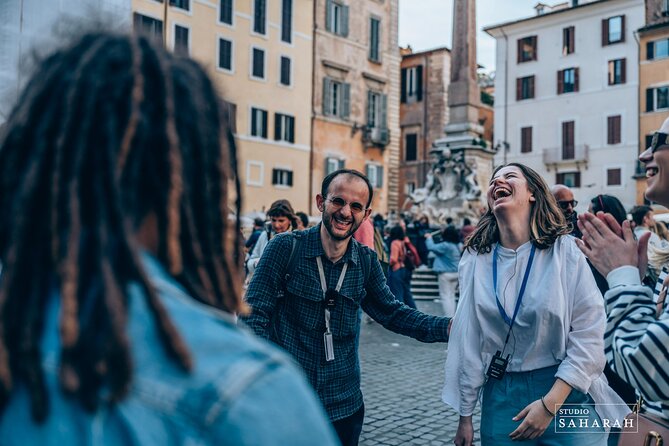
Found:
[633,29,641,204]
[500,26,509,166]
[308,0,317,215]
[422,53,430,193]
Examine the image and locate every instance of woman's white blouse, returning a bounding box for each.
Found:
[442,236,627,419]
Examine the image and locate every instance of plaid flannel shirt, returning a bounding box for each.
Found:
[240,224,450,421]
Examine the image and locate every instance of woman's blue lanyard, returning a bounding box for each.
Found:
[493,243,536,348]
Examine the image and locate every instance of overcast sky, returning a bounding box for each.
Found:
[399,0,541,73]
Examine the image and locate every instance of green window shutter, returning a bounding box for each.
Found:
[366,90,373,126]
[341,83,351,119]
[341,5,349,37]
[323,78,331,116]
[400,68,407,103]
[338,159,345,169]
[274,113,282,140]
[325,0,332,32]
[416,65,423,101]
[378,165,384,187]
[380,94,388,129]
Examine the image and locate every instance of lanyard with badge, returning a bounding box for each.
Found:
[485,243,536,380]
[316,256,348,362]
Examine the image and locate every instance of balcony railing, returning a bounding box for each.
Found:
[362,126,390,147]
[543,144,589,166]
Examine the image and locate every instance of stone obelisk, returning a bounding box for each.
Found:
[432,0,494,212]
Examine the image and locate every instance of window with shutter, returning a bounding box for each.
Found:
[556,172,581,188]
[251,48,265,79]
[558,68,577,94]
[280,57,291,86]
[272,169,293,187]
[603,15,624,45]
[562,121,575,160]
[253,0,266,35]
[369,17,381,62]
[517,76,535,100]
[521,127,532,153]
[281,0,292,43]
[608,59,625,85]
[326,0,347,37]
[416,65,423,101]
[607,116,621,145]
[219,0,233,25]
[401,68,407,103]
[133,13,163,40]
[251,108,267,139]
[169,0,190,11]
[607,168,622,186]
[562,26,575,55]
[517,35,537,63]
[174,25,189,56]
[218,38,233,71]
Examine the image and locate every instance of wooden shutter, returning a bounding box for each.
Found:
[602,19,608,46]
[620,15,626,43]
[323,78,331,115]
[647,88,655,112]
[562,121,574,159]
[647,41,655,60]
[416,65,423,101]
[341,83,351,119]
[531,36,537,61]
[607,116,613,144]
[288,116,295,143]
[341,5,349,37]
[380,94,388,129]
[366,90,373,125]
[325,0,332,32]
[569,26,575,53]
[529,76,535,99]
[557,70,563,95]
[517,38,522,63]
[401,68,407,103]
[274,113,281,140]
[338,159,345,169]
[621,58,626,84]
[574,68,579,92]
[521,127,532,153]
[517,78,522,100]
[378,165,384,187]
[261,110,268,139]
[287,171,293,186]
[251,108,258,136]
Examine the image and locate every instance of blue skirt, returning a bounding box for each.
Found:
[481,365,607,446]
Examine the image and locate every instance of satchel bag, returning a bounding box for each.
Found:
[619,396,669,446]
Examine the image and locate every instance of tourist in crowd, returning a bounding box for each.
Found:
[241,169,451,446]
[245,217,266,254]
[445,163,625,446]
[413,214,431,265]
[246,199,297,277]
[459,217,475,243]
[425,226,461,317]
[296,211,310,230]
[388,225,417,309]
[551,184,582,238]
[0,32,337,444]
[578,117,669,424]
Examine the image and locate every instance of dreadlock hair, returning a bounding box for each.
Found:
[465,163,570,254]
[0,32,247,423]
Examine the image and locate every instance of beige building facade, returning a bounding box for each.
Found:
[310,0,400,215]
[637,0,669,204]
[132,0,313,215]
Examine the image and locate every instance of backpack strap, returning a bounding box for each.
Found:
[282,232,304,290]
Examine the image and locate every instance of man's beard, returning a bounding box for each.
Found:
[322,210,360,241]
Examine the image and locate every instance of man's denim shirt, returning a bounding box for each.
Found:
[241,224,450,421]
[0,253,338,445]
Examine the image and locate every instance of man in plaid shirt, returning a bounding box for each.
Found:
[241,169,452,446]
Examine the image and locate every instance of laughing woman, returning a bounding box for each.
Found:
[442,163,627,446]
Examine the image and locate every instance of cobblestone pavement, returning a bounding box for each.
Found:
[359,299,481,446]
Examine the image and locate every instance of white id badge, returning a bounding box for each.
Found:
[324,332,335,361]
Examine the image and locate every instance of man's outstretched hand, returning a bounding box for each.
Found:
[576,212,650,279]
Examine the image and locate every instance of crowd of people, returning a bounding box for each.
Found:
[3,29,669,446]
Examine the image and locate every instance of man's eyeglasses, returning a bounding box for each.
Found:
[649,132,669,153]
[327,197,366,214]
[558,200,578,210]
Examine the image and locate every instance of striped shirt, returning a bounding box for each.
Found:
[605,266,669,418]
[240,224,451,421]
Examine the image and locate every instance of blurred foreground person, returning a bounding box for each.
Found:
[0,32,336,445]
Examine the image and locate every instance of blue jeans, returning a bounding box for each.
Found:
[388,267,416,309]
[481,365,607,446]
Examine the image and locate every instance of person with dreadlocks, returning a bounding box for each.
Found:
[0,32,337,445]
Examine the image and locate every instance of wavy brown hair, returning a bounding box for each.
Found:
[465,163,570,253]
[0,32,246,422]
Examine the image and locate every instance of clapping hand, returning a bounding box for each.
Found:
[576,212,650,279]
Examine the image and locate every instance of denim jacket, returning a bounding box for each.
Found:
[0,253,338,445]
